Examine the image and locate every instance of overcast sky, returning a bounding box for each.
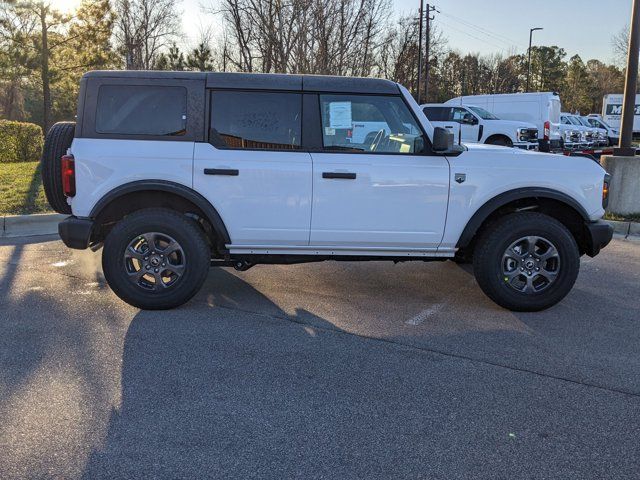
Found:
[56,0,631,64]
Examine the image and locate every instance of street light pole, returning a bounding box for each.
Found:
[526,27,543,93]
[615,0,640,156]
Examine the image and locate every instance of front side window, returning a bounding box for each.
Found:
[319,94,426,154]
[210,91,302,150]
[96,85,187,136]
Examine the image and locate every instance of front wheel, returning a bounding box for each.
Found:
[486,136,513,147]
[472,212,580,312]
[102,208,210,310]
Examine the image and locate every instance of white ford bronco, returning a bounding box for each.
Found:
[42,71,613,311]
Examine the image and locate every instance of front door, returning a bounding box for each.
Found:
[194,90,312,246]
[310,94,450,250]
[451,107,480,143]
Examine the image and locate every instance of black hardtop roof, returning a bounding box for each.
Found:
[82,71,400,94]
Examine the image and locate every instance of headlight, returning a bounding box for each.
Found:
[517,128,535,142]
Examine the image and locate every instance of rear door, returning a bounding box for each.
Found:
[309,93,449,250]
[193,90,312,246]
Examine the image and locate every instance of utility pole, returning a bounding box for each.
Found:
[424,4,436,102]
[615,0,640,156]
[417,1,424,104]
[526,27,543,93]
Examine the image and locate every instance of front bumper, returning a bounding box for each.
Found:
[59,216,94,250]
[514,142,538,150]
[584,220,613,257]
[539,138,563,152]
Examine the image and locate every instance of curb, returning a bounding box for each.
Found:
[604,219,639,239]
[0,213,65,238]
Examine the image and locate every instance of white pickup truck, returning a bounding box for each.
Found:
[41,71,612,312]
[422,103,539,149]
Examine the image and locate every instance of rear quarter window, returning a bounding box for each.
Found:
[96,85,187,136]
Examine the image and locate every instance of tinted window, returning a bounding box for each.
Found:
[319,94,426,154]
[96,85,187,136]
[423,106,450,121]
[210,91,301,150]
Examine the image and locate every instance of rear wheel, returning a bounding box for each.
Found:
[473,212,580,311]
[102,208,210,310]
[41,122,75,214]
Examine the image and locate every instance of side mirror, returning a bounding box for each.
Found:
[432,127,454,152]
[463,114,477,125]
[413,136,425,153]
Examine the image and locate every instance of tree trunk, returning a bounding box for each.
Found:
[40,3,51,133]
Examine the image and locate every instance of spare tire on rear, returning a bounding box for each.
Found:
[41,121,75,214]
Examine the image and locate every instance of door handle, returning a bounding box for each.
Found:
[322,172,356,180]
[445,126,454,129]
[204,168,239,176]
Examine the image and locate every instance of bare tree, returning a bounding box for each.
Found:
[612,26,629,67]
[208,0,391,76]
[114,0,180,70]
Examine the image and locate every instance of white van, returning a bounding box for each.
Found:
[445,92,563,152]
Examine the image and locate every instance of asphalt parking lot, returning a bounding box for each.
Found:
[0,235,639,479]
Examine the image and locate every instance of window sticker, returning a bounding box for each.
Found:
[329,102,353,129]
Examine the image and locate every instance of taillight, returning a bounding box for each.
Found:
[543,121,550,141]
[61,154,75,197]
[602,174,611,209]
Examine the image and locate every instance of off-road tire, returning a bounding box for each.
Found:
[102,208,210,310]
[473,212,580,312]
[41,122,75,214]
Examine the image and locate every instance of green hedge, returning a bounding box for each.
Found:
[0,120,44,163]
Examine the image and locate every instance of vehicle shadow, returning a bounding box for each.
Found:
[80,268,350,479]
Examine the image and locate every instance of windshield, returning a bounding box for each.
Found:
[468,105,499,120]
[577,117,592,127]
[567,116,583,126]
[595,118,612,129]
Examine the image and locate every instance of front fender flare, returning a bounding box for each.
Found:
[456,187,590,249]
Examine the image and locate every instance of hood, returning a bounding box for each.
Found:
[463,142,541,155]
[488,119,537,130]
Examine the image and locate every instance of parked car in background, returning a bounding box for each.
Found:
[561,113,595,149]
[421,103,538,149]
[556,120,582,150]
[576,116,608,147]
[445,92,563,152]
[586,115,620,146]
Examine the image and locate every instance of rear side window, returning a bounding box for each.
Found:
[422,106,450,121]
[210,91,302,150]
[96,85,187,136]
